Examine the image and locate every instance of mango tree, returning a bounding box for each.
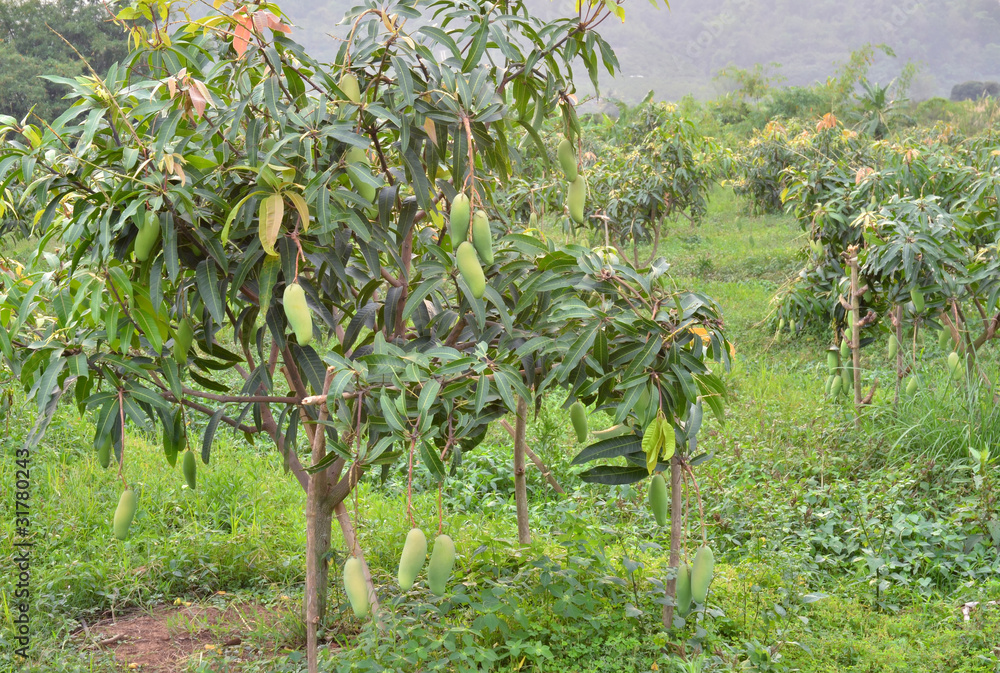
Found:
[0,0,730,667]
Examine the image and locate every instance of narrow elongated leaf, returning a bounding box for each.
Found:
[571,435,642,465]
[202,407,225,465]
[579,465,648,485]
[258,193,283,256]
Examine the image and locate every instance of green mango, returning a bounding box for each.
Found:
[183,450,197,490]
[938,328,951,350]
[567,174,586,225]
[340,72,361,104]
[676,563,692,616]
[427,534,456,597]
[113,488,138,540]
[471,210,494,265]
[648,473,668,526]
[888,334,899,359]
[831,375,843,397]
[906,376,918,395]
[690,546,715,604]
[450,192,471,244]
[569,401,588,443]
[134,212,160,262]
[557,138,577,181]
[948,351,962,379]
[97,435,112,469]
[827,350,839,374]
[456,242,486,299]
[397,527,427,590]
[343,557,369,617]
[283,282,313,346]
[910,287,925,313]
[345,147,376,203]
[840,339,850,362]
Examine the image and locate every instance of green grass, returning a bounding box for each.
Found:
[2,188,1000,672]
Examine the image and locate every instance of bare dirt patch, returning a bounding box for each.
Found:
[78,601,283,672]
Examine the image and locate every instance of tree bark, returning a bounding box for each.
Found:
[849,248,862,427]
[663,455,683,629]
[513,397,531,545]
[305,469,328,673]
[500,419,565,495]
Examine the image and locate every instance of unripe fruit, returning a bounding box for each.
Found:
[557,138,577,181]
[844,364,853,388]
[345,147,376,203]
[675,563,692,617]
[98,436,112,469]
[840,339,850,362]
[831,375,843,397]
[283,282,313,346]
[910,287,925,312]
[888,334,899,359]
[397,527,427,590]
[174,318,193,365]
[183,450,197,490]
[340,73,361,104]
[450,193,471,244]
[906,376,918,395]
[113,488,138,540]
[528,212,537,229]
[343,557,369,617]
[471,210,494,265]
[427,534,456,596]
[827,351,839,374]
[456,242,486,299]
[824,374,835,396]
[938,328,950,350]
[948,351,961,379]
[134,212,160,262]
[690,546,715,603]
[570,400,588,443]
[568,174,586,225]
[648,473,668,526]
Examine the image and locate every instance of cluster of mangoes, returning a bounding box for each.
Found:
[823,339,854,398]
[343,527,457,618]
[558,139,586,225]
[449,192,493,299]
[646,472,716,616]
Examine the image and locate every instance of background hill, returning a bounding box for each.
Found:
[277,0,1000,103]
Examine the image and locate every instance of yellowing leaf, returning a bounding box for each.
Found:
[642,417,662,475]
[258,193,284,256]
[285,191,310,233]
[659,418,675,464]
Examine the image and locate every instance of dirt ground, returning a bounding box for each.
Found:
[76,601,280,672]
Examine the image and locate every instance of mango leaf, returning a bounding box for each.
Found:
[258,192,284,255]
[579,465,648,485]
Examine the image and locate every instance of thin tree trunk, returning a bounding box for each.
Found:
[500,419,565,494]
[849,248,862,427]
[663,455,683,629]
[894,305,903,407]
[513,397,531,544]
[305,471,327,673]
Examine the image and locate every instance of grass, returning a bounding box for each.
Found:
[2,187,1000,672]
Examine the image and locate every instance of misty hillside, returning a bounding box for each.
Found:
[276,0,1000,103]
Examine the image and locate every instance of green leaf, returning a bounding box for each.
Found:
[571,435,642,465]
[202,407,225,465]
[419,440,446,481]
[196,259,225,325]
[579,465,648,485]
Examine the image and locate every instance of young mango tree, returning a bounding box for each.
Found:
[0,0,731,667]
